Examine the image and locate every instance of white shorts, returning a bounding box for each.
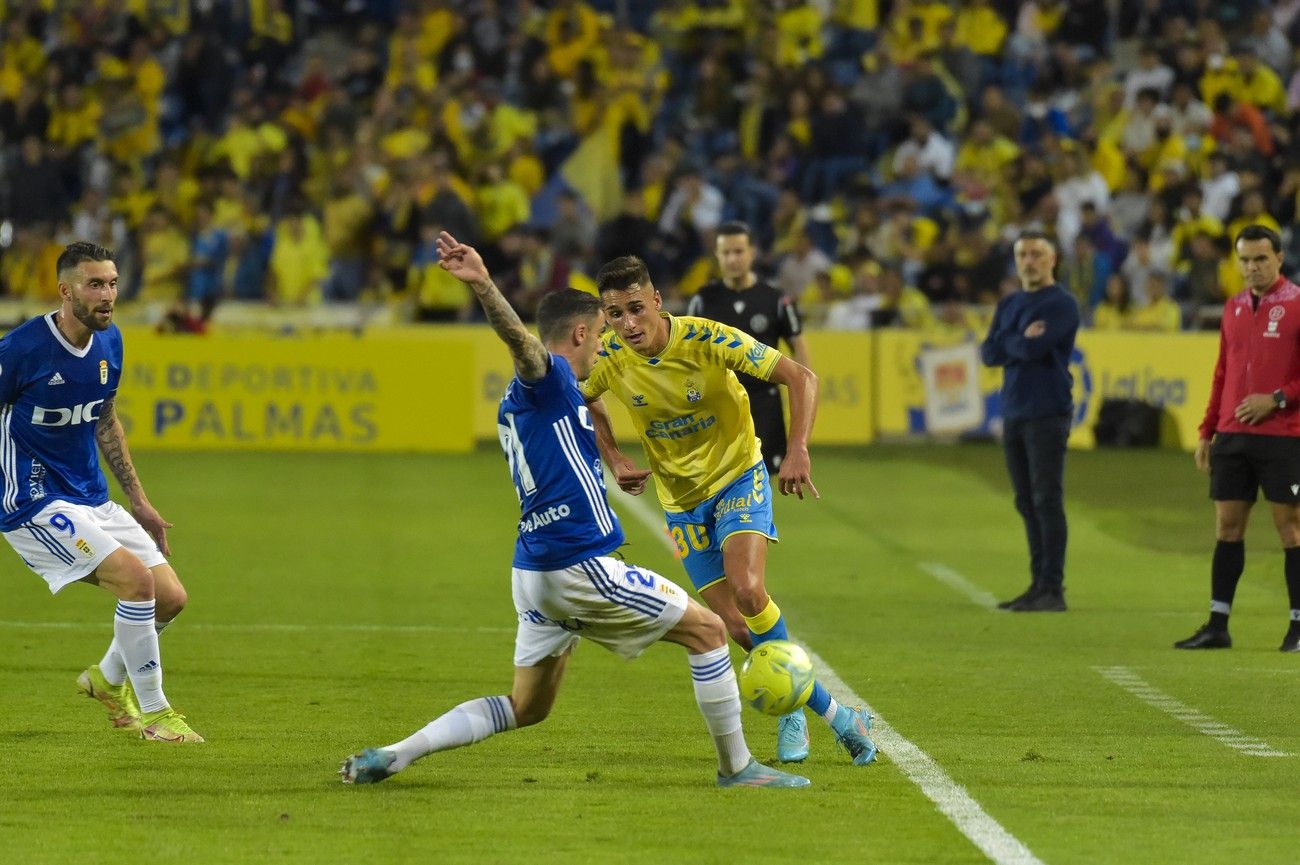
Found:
[512,556,689,667]
[4,500,167,594]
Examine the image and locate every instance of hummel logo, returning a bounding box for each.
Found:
[47,373,65,386]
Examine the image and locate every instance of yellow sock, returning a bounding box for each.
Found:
[742,598,782,637]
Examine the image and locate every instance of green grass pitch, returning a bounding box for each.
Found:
[1,446,1296,864]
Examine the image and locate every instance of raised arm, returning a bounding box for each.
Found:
[436,230,549,381]
[767,355,819,499]
[96,396,173,555]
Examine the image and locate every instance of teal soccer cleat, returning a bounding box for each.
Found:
[833,706,878,766]
[339,748,398,784]
[776,710,810,763]
[717,758,811,788]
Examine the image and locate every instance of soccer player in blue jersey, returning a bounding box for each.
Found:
[0,242,202,742]
[581,255,877,766]
[339,232,808,788]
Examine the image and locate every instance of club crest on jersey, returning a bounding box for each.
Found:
[1270,306,1286,321]
[632,393,648,407]
[685,379,702,403]
[99,360,108,384]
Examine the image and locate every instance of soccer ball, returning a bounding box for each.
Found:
[738,640,815,716]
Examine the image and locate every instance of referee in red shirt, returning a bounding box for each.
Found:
[1177,225,1300,652]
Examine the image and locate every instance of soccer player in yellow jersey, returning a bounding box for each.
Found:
[582,256,876,766]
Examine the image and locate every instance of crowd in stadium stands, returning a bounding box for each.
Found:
[3,0,1300,334]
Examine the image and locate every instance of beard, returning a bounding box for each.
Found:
[70,294,112,331]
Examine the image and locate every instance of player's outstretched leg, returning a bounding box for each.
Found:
[342,693,521,784]
[76,661,141,730]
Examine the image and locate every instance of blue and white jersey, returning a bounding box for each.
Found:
[498,354,624,570]
[0,313,123,532]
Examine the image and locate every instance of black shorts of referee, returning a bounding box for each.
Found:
[1210,433,1300,503]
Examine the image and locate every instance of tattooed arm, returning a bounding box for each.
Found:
[435,230,549,381]
[96,396,173,555]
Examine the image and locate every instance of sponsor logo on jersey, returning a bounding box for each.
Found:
[31,400,104,426]
[99,360,108,385]
[1266,320,1280,337]
[519,503,572,534]
[746,342,769,369]
[27,461,46,501]
[685,378,702,403]
[645,413,717,440]
[47,372,65,386]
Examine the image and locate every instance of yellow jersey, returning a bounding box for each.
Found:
[581,314,781,512]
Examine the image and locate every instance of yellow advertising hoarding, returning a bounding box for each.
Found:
[874,329,1218,450]
[109,324,1216,454]
[116,329,474,452]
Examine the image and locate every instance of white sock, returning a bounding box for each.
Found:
[99,639,127,686]
[385,695,516,772]
[100,619,171,688]
[820,696,842,727]
[689,647,752,776]
[114,600,168,714]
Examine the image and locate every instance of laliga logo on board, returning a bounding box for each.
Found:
[1069,347,1092,429]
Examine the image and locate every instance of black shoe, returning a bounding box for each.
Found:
[1173,623,1232,649]
[1280,631,1300,653]
[1011,588,1067,612]
[997,585,1040,610]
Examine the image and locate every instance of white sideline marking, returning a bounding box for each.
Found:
[0,620,513,635]
[1094,666,1291,757]
[608,481,1044,865]
[920,562,999,608]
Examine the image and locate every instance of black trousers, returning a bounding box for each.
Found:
[745,383,787,474]
[1002,414,1071,589]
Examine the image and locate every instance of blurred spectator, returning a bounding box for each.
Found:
[1093,273,1132,330]
[409,223,472,322]
[775,229,832,300]
[186,200,228,310]
[7,136,69,228]
[269,205,329,305]
[137,205,189,304]
[322,170,375,301]
[1129,271,1183,331]
[876,265,934,329]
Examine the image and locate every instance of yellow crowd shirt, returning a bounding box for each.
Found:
[581,314,781,512]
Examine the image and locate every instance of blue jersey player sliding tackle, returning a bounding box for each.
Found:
[0,242,201,742]
[339,232,809,788]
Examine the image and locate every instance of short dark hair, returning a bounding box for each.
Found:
[716,221,753,242]
[56,241,114,279]
[1235,224,1282,252]
[537,289,602,344]
[595,255,650,294]
[1014,229,1057,253]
